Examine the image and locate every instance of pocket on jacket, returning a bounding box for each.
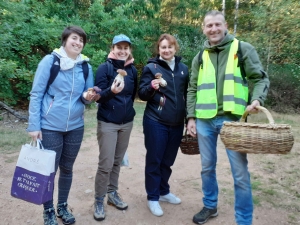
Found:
[42,94,55,117]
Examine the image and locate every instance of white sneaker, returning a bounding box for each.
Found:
[159,193,181,204]
[147,200,164,217]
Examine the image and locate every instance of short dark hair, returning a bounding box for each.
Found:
[156,33,180,54]
[61,26,87,47]
[202,10,226,26]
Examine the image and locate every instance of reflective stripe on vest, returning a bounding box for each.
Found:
[195,39,248,118]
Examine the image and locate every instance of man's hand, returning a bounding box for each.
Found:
[246,100,260,114]
[28,131,42,141]
[187,118,197,137]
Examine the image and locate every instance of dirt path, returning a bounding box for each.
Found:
[0,123,296,225]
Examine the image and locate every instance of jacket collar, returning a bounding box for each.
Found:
[108,52,134,67]
[204,33,235,52]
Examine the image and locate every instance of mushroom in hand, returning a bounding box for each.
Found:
[114,69,127,83]
[83,88,95,99]
[155,73,167,87]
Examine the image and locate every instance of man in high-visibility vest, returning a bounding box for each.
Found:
[186,10,270,225]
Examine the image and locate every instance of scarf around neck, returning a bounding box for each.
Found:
[52,46,89,71]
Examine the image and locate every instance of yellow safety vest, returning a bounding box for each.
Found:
[195,39,248,118]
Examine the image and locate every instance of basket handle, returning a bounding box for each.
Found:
[183,129,189,140]
[240,106,275,124]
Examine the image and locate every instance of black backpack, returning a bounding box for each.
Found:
[198,40,246,83]
[45,55,89,94]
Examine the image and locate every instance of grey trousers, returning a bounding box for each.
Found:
[94,120,133,198]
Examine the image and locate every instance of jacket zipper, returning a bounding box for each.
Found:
[66,66,75,131]
[123,76,126,120]
[172,72,178,121]
[172,72,177,103]
[216,52,219,91]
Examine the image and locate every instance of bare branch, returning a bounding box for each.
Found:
[0,101,28,121]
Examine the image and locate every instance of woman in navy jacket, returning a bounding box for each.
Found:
[93,34,137,221]
[138,34,189,217]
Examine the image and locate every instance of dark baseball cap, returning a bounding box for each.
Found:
[112,34,131,45]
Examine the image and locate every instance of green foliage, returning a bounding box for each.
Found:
[14,68,34,102]
[0,59,17,104]
[265,64,300,112]
[174,34,206,66]
[0,0,299,112]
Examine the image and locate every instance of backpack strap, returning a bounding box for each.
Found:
[46,55,61,94]
[130,64,137,78]
[106,59,114,78]
[237,40,246,83]
[146,63,164,77]
[82,61,89,82]
[198,49,204,69]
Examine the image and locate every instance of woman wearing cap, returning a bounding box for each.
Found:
[138,34,189,217]
[93,34,138,221]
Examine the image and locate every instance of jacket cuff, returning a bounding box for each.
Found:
[251,98,264,106]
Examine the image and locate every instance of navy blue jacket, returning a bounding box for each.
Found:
[138,56,189,126]
[95,58,137,124]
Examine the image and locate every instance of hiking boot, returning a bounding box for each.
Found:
[107,191,128,210]
[159,192,181,204]
[94,196,105,221]
[56,202,76,225]
[43,208,58,225]
[193,207,218,224]
[147,200,163,217]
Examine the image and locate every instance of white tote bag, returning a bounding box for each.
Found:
[11,140,56,205]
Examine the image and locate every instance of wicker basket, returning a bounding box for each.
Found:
[220,106,294,154]
[180,130,200,155]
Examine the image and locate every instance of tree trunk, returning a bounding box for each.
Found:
[266,0,274,73]
[0,101,28,121]
[222,0,226,16]
[233,0,240,36]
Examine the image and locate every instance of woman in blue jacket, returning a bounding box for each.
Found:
[27,26,102,225]
[138,34,189,217]
[93,34,137,221]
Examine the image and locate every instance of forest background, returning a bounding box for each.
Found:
[0,0,299,113]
